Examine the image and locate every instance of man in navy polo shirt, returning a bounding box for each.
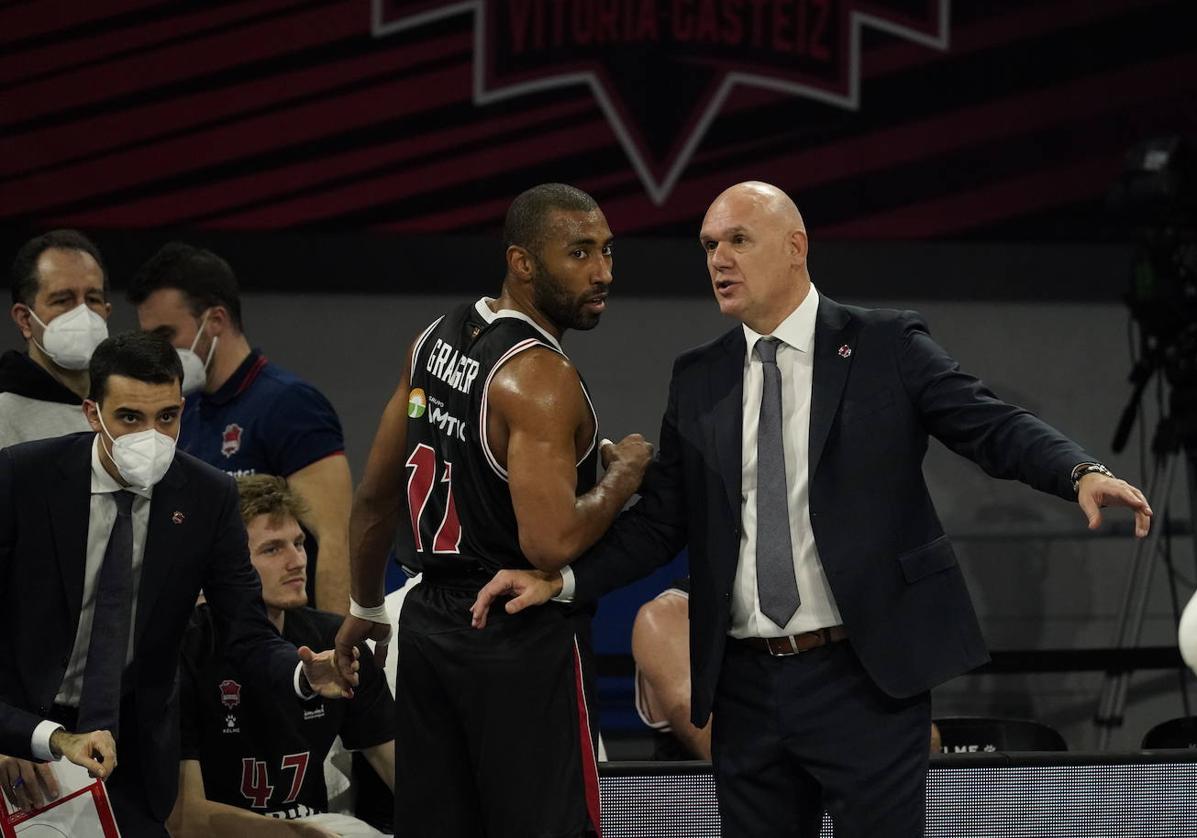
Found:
[128,243,352,614]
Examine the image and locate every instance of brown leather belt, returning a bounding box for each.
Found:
[739,625,848,657]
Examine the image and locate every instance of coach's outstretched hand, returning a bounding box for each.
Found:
[1077,472,1152,538]
[470,569,563,629]
[299,645,358,699]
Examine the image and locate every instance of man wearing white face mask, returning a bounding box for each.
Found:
[129,243,352,617]
[1,230,111,449]
[0,331,360,837]
[176,307,218,397]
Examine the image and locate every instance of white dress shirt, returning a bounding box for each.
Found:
[32,438,153,760]
[731,284,843,639]
[559,286,843,638]
[57,438,154,704]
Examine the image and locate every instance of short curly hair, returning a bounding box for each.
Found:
[235,474,309,527]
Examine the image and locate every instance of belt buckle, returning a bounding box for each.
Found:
[768,635,802,657]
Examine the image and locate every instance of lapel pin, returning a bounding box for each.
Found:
[838,344,852,358]
[172,511,185,525]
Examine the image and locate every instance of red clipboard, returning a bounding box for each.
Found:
[0,777,120,837]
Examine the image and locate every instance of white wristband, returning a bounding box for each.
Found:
[350,597,390,624]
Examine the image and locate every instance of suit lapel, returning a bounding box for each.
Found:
[49,435,97,631]
[708,329,746,520]
[808,296,856,477]
[134,459,189,649]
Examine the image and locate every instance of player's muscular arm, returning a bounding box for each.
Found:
[348,342,416,607]
[489,349,651,571]
[334,342,415,679]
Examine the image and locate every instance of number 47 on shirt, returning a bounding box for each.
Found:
[240,752,310,809]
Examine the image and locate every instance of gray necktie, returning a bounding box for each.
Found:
[76,490,135,740]
[755,338,801,627]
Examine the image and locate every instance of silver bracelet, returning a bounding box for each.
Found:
[349,596,390,624]
[1072,462,1114,493]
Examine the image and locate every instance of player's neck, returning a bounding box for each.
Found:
[492,289,565,342]
[268,607,285,633]
[204,335,252,394]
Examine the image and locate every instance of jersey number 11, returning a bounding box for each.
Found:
[406,443,462,554]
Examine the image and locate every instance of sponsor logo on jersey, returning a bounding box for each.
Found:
[267,803,319,820]
[427,395,467,441]
[302,705,326,721]
[221,423,244,458]
[220,679,242,709]
[408,387,427,418]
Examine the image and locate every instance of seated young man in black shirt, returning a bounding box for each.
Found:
[169,475,395,837]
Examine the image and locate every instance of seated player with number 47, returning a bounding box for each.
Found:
[169,475,395,838]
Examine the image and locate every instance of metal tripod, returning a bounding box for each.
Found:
[1094,401,1197,750]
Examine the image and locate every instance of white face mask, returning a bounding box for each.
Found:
[176,311,217,396]
[30,303,109,371]
[95,410,177,489]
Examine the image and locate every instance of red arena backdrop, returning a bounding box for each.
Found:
[0,0,1193,241]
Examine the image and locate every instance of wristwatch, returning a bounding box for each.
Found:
[1072,462,1115,493]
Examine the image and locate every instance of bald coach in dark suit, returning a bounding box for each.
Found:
[472,182,1152,837]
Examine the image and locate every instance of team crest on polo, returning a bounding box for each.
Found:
[408,387,427,419]
[220,679,242,710]
[372,0,950,203]
[220,679,242,733]
[221,423,243,458]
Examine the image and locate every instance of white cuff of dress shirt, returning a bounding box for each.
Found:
[294,662,317,701]
[554,567,576,603]
[31,720,64,762]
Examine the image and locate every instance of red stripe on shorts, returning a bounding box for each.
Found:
[573,636,602,836]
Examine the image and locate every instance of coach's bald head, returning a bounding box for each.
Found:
[699,181,811,335]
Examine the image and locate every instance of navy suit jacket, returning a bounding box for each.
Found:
[0,432,299,820]
[572,296,1091,726]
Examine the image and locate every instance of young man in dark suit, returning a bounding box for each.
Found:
[0,331,356,837]
[471,181,1153,837]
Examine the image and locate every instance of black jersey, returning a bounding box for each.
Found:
[179,605,394,820]
[399,298,599,577]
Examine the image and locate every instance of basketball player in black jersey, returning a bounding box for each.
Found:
[335,184,653,838]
